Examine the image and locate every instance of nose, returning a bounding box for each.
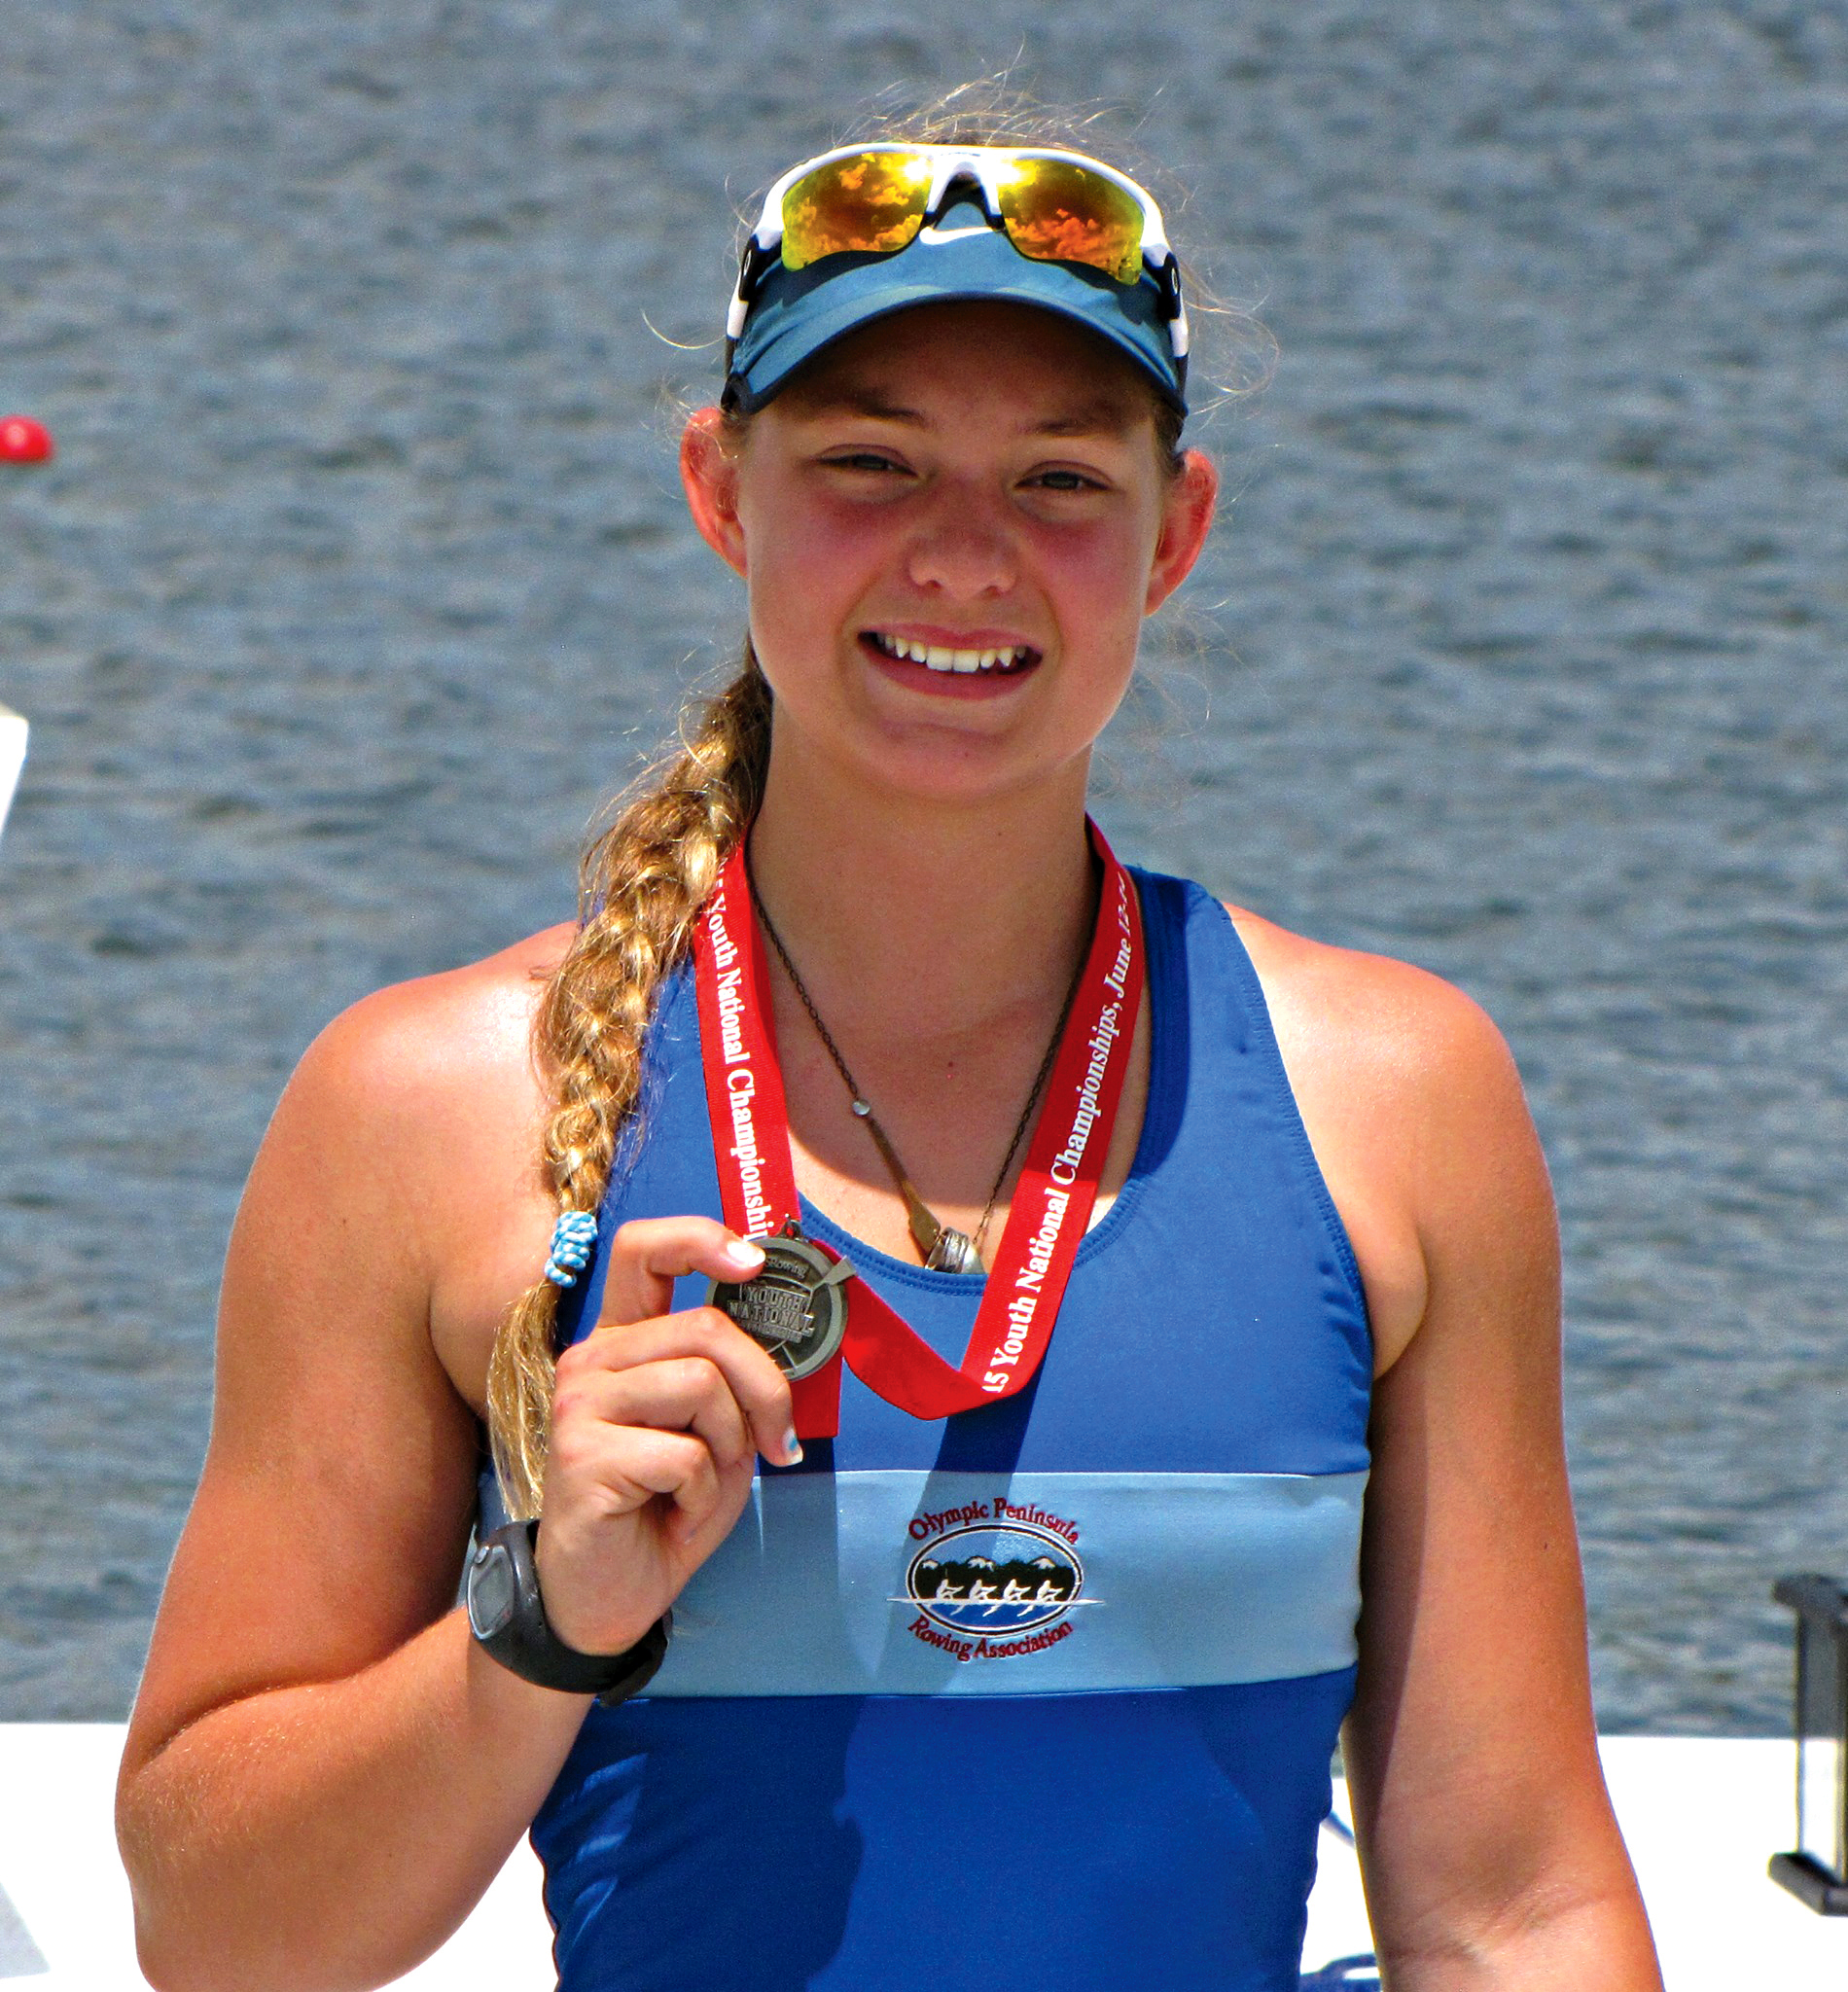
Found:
[905,481,1017,600]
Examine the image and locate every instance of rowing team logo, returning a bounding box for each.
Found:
[901,1500,1092,1662]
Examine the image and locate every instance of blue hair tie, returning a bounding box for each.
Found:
[545,1209,600,1288]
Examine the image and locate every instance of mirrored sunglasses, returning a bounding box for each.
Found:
[728,143,1188,350]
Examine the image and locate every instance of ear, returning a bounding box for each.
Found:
[680,406,748,578]
[1143,448,1218,616]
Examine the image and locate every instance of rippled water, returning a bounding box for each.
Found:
[3,2,1845,1727]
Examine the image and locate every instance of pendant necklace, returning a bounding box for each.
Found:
[748,872,1087,1276]
[691,820,1146,1441]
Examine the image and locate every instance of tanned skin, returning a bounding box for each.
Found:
[118,302,1660,1992]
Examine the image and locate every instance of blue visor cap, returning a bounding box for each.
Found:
[725,208,1187,417]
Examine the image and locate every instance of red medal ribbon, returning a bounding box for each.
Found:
[692,824,1145,1437]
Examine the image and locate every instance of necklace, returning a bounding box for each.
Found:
[693,823,1148,1439]
[748,875,1087,1275]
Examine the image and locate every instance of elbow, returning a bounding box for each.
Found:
[119,1868,228,1992]
[117,1839,246,1992]
[124,1881,419,1992]
[134,1935,316,1992]
[119,1821,449,1992]
[116,1788,195,1992]
[128,1904,412,1992]
[117,1779,230,1992]
[132,1920,220,1992]
[116,1800,363,1992]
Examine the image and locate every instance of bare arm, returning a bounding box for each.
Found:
[1237,913,1659,1990]
[1331,973,1661,1989]
[116,963,794,1992]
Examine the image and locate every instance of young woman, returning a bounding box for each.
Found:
[117,113,1663,1992]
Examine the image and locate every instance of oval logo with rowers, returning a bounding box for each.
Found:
[906,1521,1085,1637]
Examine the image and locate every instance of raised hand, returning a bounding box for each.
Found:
[533,1216,799,1655]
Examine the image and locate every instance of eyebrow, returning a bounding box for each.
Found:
[795,386,1141,437]
[1030,400,1140,438]
[801,388,927,423]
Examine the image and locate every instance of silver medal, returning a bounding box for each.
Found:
[707,1228,855,1381]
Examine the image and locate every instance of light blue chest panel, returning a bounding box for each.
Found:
[519,871,1372,1992]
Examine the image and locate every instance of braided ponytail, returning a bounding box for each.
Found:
[485,651,773,1517]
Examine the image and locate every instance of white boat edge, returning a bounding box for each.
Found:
[0,1725,1840,1987]
[0,706,26,844]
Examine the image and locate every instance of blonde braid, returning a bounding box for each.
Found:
[485,652,773,1518]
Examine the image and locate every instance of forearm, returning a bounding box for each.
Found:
[119,1606,589,1992]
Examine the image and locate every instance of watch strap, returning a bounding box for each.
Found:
[468,1519,670,1704]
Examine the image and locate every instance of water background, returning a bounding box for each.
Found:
[3,1,1846,1728]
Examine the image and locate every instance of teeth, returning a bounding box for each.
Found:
[873,633,1029,672]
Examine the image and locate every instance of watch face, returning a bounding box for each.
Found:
[468,1542,517,1640]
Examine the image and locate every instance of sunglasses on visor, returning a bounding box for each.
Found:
[726,143,1190,359]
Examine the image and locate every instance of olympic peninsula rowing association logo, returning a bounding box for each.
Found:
[900,1499,1092,1662]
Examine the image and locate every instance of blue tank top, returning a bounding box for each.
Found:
[524,871,1371,1992]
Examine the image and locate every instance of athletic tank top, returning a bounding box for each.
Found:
[520,871,1372,1992]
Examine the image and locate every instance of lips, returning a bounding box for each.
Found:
[866,630,1041,676]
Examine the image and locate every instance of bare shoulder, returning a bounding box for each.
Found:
[290,920,575,1126]
[1226,903,1517,1098]
[252,919,579,1410]
[1221,903,1549,1374]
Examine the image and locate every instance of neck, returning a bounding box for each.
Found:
[745,737,1098,1043]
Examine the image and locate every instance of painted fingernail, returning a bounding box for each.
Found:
[783,1430,803,1466]
[724,1237,765,1272]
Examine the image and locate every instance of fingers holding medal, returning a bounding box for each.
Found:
[534,1217,805,1654]
[574,1215,801,1464]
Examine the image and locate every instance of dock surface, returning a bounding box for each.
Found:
[1,1726,1840,1986]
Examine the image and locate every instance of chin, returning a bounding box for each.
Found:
[846,717,1094,814]
[758,651,1119,810]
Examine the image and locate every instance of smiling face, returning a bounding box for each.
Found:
[681,300,1216,813]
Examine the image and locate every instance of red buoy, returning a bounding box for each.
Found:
[0,416,54,463]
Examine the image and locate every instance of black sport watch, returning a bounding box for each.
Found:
[466,1520,670,1705]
